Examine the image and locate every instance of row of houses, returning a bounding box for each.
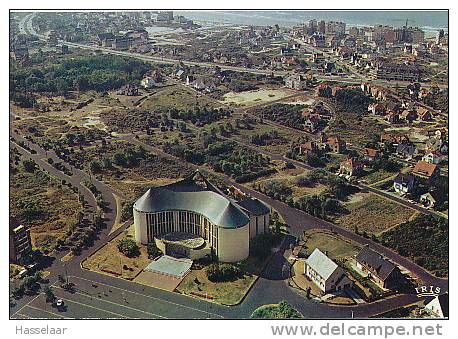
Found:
[297,133,347,156]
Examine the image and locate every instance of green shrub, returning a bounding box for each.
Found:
[117,238,140,257]
[251,301,303,319]
[205,263,242,282]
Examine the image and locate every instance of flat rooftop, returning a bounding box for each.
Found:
[144,255,192,279]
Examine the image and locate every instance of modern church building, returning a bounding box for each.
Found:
[133,171,270,262]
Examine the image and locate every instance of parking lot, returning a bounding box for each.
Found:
[10,275,225,320]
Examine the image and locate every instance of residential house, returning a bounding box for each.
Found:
[339,158,363,177]
[10,47,29,61]
[355,246,405,290]
[327,136,346,153]
[396,142,418,160]
[117,84,139,96]
[304,115,321,132]
[305,248,352,294]
[316,83,332,97]
[412,160,439,180]
[393,173,415,194]
[425,137,448,155]
[363,148,380,162]
[284,74,307,90]
[423,293,449,318]
[193,77,217,93]
[9,218,32,262]
[140,76,156,89]
[368,102,386,115]
[298,141,318,156]
[312,52,325,64]
[381,133,409,145]
[400,109,418,123]
[422,151,442,165]
[419,191,442,208]
[417,107,433,121]
[385,111,400,124]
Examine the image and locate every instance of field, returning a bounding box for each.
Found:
[327,113,386,149]
[300,229,361,260]
[249,163,329,201]
[226,118,304,154]
[220,88,294,106]
[333,192,416,235]
[10,150,84,252]
[82,224,151,280]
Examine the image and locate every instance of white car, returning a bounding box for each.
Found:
[56,299,64,307]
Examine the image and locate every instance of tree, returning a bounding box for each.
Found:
[117,238,140,257]
[146,242,161,258]
[43,285,56,303]
[57,274,66,284]
[89,160,102,174]
[22,159,36,173]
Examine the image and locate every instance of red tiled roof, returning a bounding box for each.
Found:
[412,160,438,178]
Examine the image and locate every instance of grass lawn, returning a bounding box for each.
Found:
[176,255,270,306]
[82,224,151,280]
[220,88,294,106]
[326,294,356,305]
[333,193,416,235]
[291,260,321,297]
[361,170,398,186]
[301,229,361,260]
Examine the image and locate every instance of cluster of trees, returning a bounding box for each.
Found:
[169,106,232,126]
[163,137,275,183]
[296,194,341,219]
[227,79,257,92]
[112,146,147,168]
[250,130,284,146]
[205,263,242,282]
[121,200,135,222]
[258,180,292,201]
[333,88,374,114]
[163,140,206,165]
[250,301,303,319]
[423,89,448,114]
[216,149,274,183]
[379,215,448,277]
[254,103,305,129]
[10,55,150,100]
[117,238,140,258]
[11,271,44,298]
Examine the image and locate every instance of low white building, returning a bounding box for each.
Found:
[422,151,442,164]
[424,293,448,318]
[305,248,352,294]
[141,76,156,89]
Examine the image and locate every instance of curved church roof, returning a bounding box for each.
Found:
[134,171,250,229]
